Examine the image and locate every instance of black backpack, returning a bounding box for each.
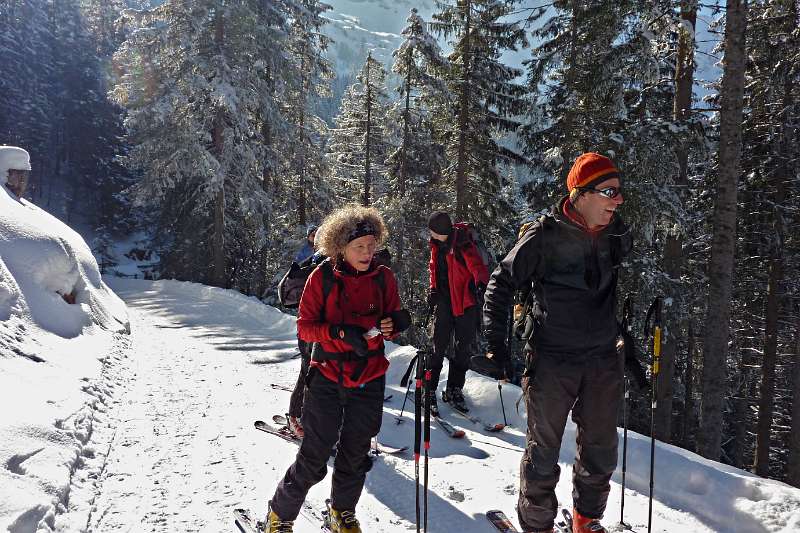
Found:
[278,251,391,309]
[278,253,324,308]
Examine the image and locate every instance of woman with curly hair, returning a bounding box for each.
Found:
[264,205,411,533]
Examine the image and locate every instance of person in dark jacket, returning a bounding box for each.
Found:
[476,153,631,533]
[427,211,490,415]
[265,205,410,533]
[294,224,318,263]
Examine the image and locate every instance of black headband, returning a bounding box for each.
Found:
[347,220,377,243]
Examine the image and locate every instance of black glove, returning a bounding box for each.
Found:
[329,324,369,357]
[620,330,650,391]
[471,345,513,380]
[427,289,438,310]
[476,282,486,294]
[383,309,412,334]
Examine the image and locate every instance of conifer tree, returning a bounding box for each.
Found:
[429,0,527,227]
[383,8,449,314]
[698,0,749,462]
[113,1,294,286]
[328,52,391,206]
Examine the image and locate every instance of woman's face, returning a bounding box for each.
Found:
[344,234,378,271]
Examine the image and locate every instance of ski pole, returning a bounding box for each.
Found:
[644,297,662,533]
[497,302,511,427]
[397,354,418,424]
[498,382,508,427]
[413,354,422,533]
[620,376,631,530]
[619,297,633,529]
[423,348,431,533]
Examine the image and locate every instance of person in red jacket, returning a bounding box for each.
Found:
[265,205,410,533]
[426,211,489,415]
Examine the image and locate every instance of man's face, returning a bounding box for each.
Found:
[573,177,623,229]
[6,169,30,197]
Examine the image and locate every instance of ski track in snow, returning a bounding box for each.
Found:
[74,279,784,532]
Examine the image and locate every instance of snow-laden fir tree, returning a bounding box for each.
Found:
[112,0,296,287]
[733,0,800,481]
[281,0,335,228]
[428,0,528,231]
[0,0,55,195]
[328,52,392,206]
[381,8,449,327]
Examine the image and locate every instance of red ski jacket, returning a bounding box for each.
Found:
[429,223,490,317]
[297,259,401,387]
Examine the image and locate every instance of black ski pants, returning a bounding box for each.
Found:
[288,339,311,418]
[430,299,479,391]
[518,351,622,531]
[270,370,385,520]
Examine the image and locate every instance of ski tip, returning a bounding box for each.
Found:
[453,429,466,438]
[486,424,506,432]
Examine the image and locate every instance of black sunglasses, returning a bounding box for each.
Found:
[578,186,622,199]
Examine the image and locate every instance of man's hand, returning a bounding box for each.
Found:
[619,331,650,392]
[427,289,438,310]
[329,324,369,357]
[471,346,513,381]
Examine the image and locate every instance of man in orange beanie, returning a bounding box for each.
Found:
[476,153,632,533]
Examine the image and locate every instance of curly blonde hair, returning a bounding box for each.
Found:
[315,204,388,259]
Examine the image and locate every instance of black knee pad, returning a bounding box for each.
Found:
[530,445,560,477]
[577,444,618,476]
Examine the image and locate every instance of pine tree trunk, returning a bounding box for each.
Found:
[454,0,472,220]
[754,68,791,475]
[297,52,308,226]
[680,324,696,448]
[257,62,274,299]
[211,9,226,288]
[754,251,780,474]
[656,0,698,445]
[697,0,747,461]
[363,54,372,206]
[788,308,800,487]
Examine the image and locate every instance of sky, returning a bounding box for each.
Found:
[1,178,798,532]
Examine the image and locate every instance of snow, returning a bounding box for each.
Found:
[1,256,799,531]
[1,181,798,532]
[0,146,32,185]
[0,184,130,532]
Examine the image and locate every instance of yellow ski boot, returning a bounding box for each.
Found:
[325,501,362,533]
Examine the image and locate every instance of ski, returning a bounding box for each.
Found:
[447,403,505,432]
[267,415,408,456]
[233,508,261,533]
[485,509,520,532]
[434,416,465,438]
[235,507,332,533]
[558,508,574,533]
[384,394,393,402]
[254,419,301,444]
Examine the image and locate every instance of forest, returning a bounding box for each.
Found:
[0,0,798,488]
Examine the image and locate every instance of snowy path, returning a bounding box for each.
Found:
[87,280,303,532]
[80,279,798,533]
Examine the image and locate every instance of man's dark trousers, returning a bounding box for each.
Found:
[271,371,384,520]
[430,298,479,390]
[288,339,311,418]
[518,351,623,531]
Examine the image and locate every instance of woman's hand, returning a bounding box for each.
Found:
[379,316,394,337]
